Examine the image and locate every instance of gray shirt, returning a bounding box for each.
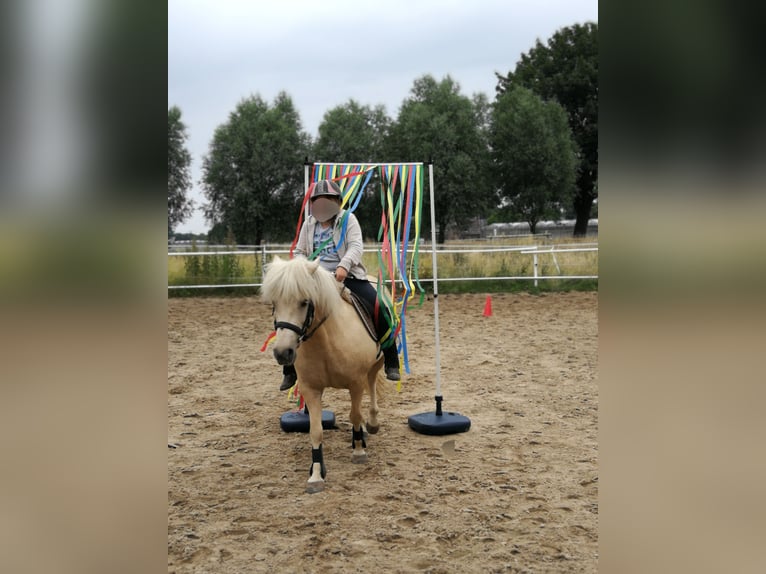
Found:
[313,223,341,273]
[294,209,367,279]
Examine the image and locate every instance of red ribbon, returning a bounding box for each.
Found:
[260,331,276,352]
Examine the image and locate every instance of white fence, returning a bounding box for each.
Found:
[168,243,598,290]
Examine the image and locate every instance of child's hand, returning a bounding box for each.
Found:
[334,267,348,282]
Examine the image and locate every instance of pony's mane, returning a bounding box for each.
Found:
[261,257,341,316]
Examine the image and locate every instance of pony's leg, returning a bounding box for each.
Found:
[366,368,381,435]
[349,385,368,464]
[302,387,326,493]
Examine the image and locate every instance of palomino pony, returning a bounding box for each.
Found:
[261,256,386,493]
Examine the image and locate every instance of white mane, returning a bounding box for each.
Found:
[261,256,341,317]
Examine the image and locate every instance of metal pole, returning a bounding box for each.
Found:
[427,163,443,404]
[261,243,266,282]
[533,253,539,288]
[311,161,423,167]
[304,163,310,221]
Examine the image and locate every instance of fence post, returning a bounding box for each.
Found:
[533,253,539,287]
[261,244,266,284]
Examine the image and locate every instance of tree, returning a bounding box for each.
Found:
[386,75,493,244]
[313,100,392,239]
[168,106,193,235]
[497,22,598,236]
[206,222,228,245]
[314,100,390,162]
[490,85,577,234]
[201,93,311,244]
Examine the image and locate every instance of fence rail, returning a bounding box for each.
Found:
[167,244,598,290]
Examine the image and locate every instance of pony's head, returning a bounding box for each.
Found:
[261,256,341,365]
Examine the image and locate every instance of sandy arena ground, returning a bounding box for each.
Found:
[168,292,598,573]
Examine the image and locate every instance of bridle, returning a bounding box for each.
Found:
[273,300,328,344]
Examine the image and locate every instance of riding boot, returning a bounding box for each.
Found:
[280,364,297,391]
[382,344,400,381]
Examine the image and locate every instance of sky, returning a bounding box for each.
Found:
[168,0,598,234]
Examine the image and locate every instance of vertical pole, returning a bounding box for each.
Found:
[304,162,311,221]
[427,163,443,409]
[533,253,539,287]
[261,243,266,283]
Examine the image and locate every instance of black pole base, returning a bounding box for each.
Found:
[280,407,336,433]
[408,396,471,436]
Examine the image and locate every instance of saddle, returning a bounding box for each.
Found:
[340,287,378,343]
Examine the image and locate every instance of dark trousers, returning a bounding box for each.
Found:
[283,276,398,378]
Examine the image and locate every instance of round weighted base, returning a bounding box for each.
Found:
[408,411,471,436]
[280,409,336,433]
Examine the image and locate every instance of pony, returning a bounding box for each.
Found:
[261,256,386,493]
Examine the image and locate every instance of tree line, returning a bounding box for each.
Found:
[168,22,597,244]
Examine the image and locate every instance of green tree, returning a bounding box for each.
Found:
[207,222,228,245]
[314,100,390,162]
[497,22,598,236]
[313,100,392,239]
[168,106,193,235]
[472,92,492,136]
[490,85,577,234]
[202,93,311,245]
[386,75,493,244]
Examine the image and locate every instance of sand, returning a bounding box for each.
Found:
[168,291,598,573]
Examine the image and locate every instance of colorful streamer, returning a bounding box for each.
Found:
[307,162,426,382]
[260,331,276,352]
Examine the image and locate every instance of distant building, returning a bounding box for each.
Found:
[484,219,598,239]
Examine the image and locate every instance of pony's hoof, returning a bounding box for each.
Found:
[306,480,325,494]
[352,451,368,464]
[366,424,379,435]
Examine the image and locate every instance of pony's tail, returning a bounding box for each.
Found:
[368,362,387,403]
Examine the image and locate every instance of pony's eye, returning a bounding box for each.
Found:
[300,300,308,308]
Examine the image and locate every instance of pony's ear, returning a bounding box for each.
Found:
[307,259,321,275]
[272,255,282,264]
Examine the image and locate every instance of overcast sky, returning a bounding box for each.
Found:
[169,0,598,233]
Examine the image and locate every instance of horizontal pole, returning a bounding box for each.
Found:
[168,246,598,257]
[405,276,598,282]
[420,248,582,255]
[169,248,531,257]
[168,283,263,289]
[169,241,599,250]
[312,162,424,167]
[414,246,535,254]
[169,244,263,249]
[520,248,599,254]
[167,275,598,290]
[168,250,274,256]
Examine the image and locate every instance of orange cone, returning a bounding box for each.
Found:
[483,295,493,317]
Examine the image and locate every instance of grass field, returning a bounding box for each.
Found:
[167,236,598,295]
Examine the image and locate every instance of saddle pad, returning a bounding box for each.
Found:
[342,288,378,343]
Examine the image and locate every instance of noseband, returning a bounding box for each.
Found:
[273,300,327,344]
